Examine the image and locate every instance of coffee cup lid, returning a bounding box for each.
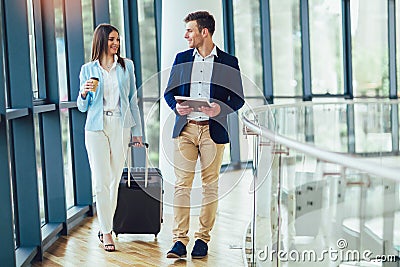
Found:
[90,77,99,81]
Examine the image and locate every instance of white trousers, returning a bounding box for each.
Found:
[85,115,130,234]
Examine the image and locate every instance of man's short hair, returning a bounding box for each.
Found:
[184,11,215,35]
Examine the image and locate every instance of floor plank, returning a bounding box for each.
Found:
[33,169,253,267]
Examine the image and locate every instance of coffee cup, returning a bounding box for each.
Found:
[90,77,99,92]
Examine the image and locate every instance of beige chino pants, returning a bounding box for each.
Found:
[172,123,225,245]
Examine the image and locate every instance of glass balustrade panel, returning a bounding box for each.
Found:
[244,101,400,266]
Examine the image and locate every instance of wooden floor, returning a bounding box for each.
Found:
[33,169,253,267]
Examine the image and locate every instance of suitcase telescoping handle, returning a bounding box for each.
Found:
[127,142,149,188]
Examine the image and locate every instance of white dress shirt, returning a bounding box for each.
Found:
[101,55,120,113]
[187,46,217,121]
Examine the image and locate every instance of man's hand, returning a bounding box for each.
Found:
[199,102,221,117]
[176,102,194,116]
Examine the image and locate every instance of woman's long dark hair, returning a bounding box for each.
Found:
[91,23,125,70]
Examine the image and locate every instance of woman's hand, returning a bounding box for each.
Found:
[131,136,143,147]
[81,79,94,99]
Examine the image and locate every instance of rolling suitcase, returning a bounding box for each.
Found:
[113,143,163,238]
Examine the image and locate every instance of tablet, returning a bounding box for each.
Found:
[174,96,212,109]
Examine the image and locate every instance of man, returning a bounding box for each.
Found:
[164,11,244,259]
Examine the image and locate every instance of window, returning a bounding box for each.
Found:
[33,114,46,225]
[138,0,159,98]
[232,0,264,162]
[396,0,400,96]
[27,0,39,99]
[138,0,160,166]
[233,0,263,97]
[143,102,159,166]
[270,0,302,97]
[55,0,68,101]
[6,121,18,248]
[351,0,388,97]
[110,0,126,57]
[0,2,7,108]
[309,0,344,95]
[81,0,94,63]
[55,0,75,208]
[60,108,74,208]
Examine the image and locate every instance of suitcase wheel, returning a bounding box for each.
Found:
[154,234,158,240]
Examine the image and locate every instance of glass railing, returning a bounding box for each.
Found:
[241,100,400,266]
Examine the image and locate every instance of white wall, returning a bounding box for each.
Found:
[159,0,224,214]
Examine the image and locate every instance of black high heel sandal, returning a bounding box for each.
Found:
[97,231,103,243]
[104,243,115,252]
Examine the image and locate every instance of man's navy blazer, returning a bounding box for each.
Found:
[164,47,245,144]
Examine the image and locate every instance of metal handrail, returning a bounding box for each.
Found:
[241,101,400,182]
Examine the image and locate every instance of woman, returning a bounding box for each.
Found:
[77,24,143,252]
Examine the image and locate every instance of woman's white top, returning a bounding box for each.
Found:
[102,56,120,112]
